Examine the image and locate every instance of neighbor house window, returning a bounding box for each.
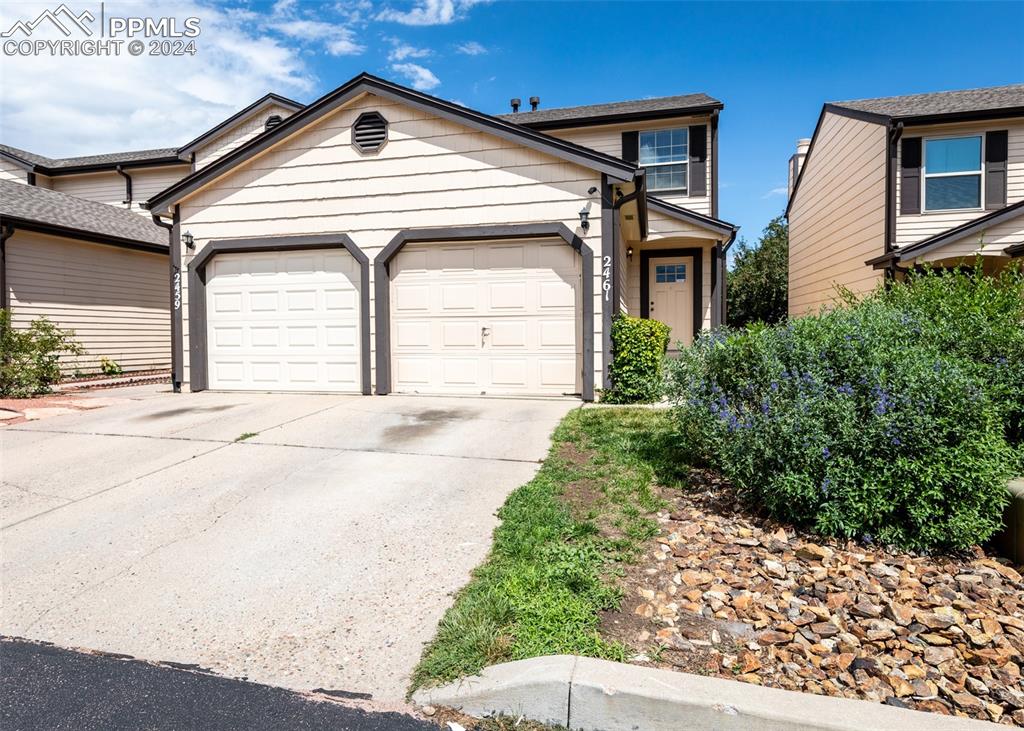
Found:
[639,128,687,192]
[924,136,982,211]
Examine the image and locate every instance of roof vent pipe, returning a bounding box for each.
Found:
[510,98,520,113]
[529,96,539,111]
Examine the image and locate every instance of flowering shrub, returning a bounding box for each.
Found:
[604,315,671,403]
[666,265,1023,551]
[0,309,84,397]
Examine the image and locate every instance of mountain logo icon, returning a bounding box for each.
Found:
[1,4,95,38]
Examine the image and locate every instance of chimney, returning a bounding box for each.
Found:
[510,98,520,113]
[529,96,539,111]
[788,138,811,199]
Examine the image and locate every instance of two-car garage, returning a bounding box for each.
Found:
[190,226,592,399]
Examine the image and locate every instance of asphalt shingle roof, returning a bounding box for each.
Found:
[0,179,167,247]
[0,143,180,170]
[831,84,1024,119]
[499,93,722,126]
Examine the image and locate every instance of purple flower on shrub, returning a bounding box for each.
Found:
[760,399,770,414]
[891,437,902,447]
[822,447,831,459]
[837,383,853,396]
[862,533,874,545]
[820,478,831,496]
[770,381,779,392]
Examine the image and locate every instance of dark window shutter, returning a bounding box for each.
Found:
[688,124,708,196]
[985,130,1008,210]
[900,137,922,215]
[621,131,638,163]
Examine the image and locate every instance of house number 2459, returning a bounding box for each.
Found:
[173,271,181,311]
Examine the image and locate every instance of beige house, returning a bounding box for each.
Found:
[786,84,1024,316]
[0,93,304,375]
[143,73,736,400]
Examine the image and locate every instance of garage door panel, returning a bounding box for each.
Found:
[391,239,581,397]
[206,249,361,392]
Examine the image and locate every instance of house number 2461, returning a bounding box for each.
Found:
[602,255,612,302]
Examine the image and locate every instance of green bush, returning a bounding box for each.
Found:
[666,265,1023,552]
[99,357,123,376]
[0,309,84,397]
[728,215,788,327]
[604,315,671,403]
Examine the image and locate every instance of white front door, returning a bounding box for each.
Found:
[205,249,361,392]
[648,256,693,349]
[390,239,581,396]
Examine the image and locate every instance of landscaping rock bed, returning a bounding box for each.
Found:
[601,469,1024,726]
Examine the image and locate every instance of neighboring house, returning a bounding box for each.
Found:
[143,72,736,399]
[0,93,304,375]
[786,84,1024,316]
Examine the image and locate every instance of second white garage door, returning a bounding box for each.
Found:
[205,249,361,392]
[390,239,582,396]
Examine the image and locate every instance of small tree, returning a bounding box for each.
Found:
[727,215,788,327]
[0,309,84,397]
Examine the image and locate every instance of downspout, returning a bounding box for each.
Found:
[116,165,133,208]
[884,121,904,283]
[1,224,13,310]
[710,109,720,219]
[26,172,36,186]
[719,229,738,326]
[151,207,182,392]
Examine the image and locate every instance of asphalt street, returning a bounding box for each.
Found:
[1,637,435,731]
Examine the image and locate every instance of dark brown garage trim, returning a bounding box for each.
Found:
[640,247,704,344]
[374,223,595,401]
[187,234,371,394]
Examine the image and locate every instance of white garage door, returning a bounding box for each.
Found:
[205,249,361,392]
[390,239,581,396]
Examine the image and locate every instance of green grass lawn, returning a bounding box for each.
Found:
[410,407,687,693]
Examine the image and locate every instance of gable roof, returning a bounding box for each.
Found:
[0,143,182,174]
[177,93,305,157]
[648,196,736,238]
[498,93,723,130]
[830,84,1024,123]
[0,179,167,252]
[866,199,1024,267]
[146,72,638,213]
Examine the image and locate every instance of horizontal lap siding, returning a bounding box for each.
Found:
[6,230,170,374]
[1,160,27,183]
[178,93,603,391]
[896,119,1024,248]
[788,111,886,316]
[50,171,126,207]
[194,104,298,169]
[129,166,190,213]
[918,214,1024,263]
[549,117,713,215]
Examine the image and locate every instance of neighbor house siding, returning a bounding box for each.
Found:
[177,92,604,390]
[5,230,170,374]
[547,117,712,214]
[1,160,28,183]
[788,111,887,316]
[49,166,189,214]
[895,118,1024,248]
[193,103,298,170]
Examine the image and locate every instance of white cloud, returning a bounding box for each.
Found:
[763,186,788,198]
[0,1,319,156]
[270,18,363,55]
[456,40,486,55]
[376,0,485,26]
[384,36,432,61]
[389,62,441,91]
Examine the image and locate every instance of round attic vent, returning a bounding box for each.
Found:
[353,111,388,153]
[265,114,283,131]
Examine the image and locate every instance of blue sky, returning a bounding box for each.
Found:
[2,0,1022,247]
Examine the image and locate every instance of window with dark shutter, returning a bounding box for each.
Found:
[621,131,638,164]
[688,124,707,197]
[353,111,388,153]
[900,137,922,215]
[985,130,1008,210]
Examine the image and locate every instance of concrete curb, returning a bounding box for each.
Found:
[413,655,997,730]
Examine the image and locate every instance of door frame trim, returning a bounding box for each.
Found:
[187,233,371,394]
[639,247,703,343]
[375,223,594,401]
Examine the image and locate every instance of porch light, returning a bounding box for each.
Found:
[578,207,590,233]
[626,246,634,261]
[182,231,195,249]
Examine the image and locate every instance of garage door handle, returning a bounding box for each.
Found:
[481,326,490,346]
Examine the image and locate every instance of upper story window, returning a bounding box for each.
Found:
[924,136,982,211]
[640,128,687,192]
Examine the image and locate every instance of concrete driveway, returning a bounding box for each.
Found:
[0,385,576,700]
